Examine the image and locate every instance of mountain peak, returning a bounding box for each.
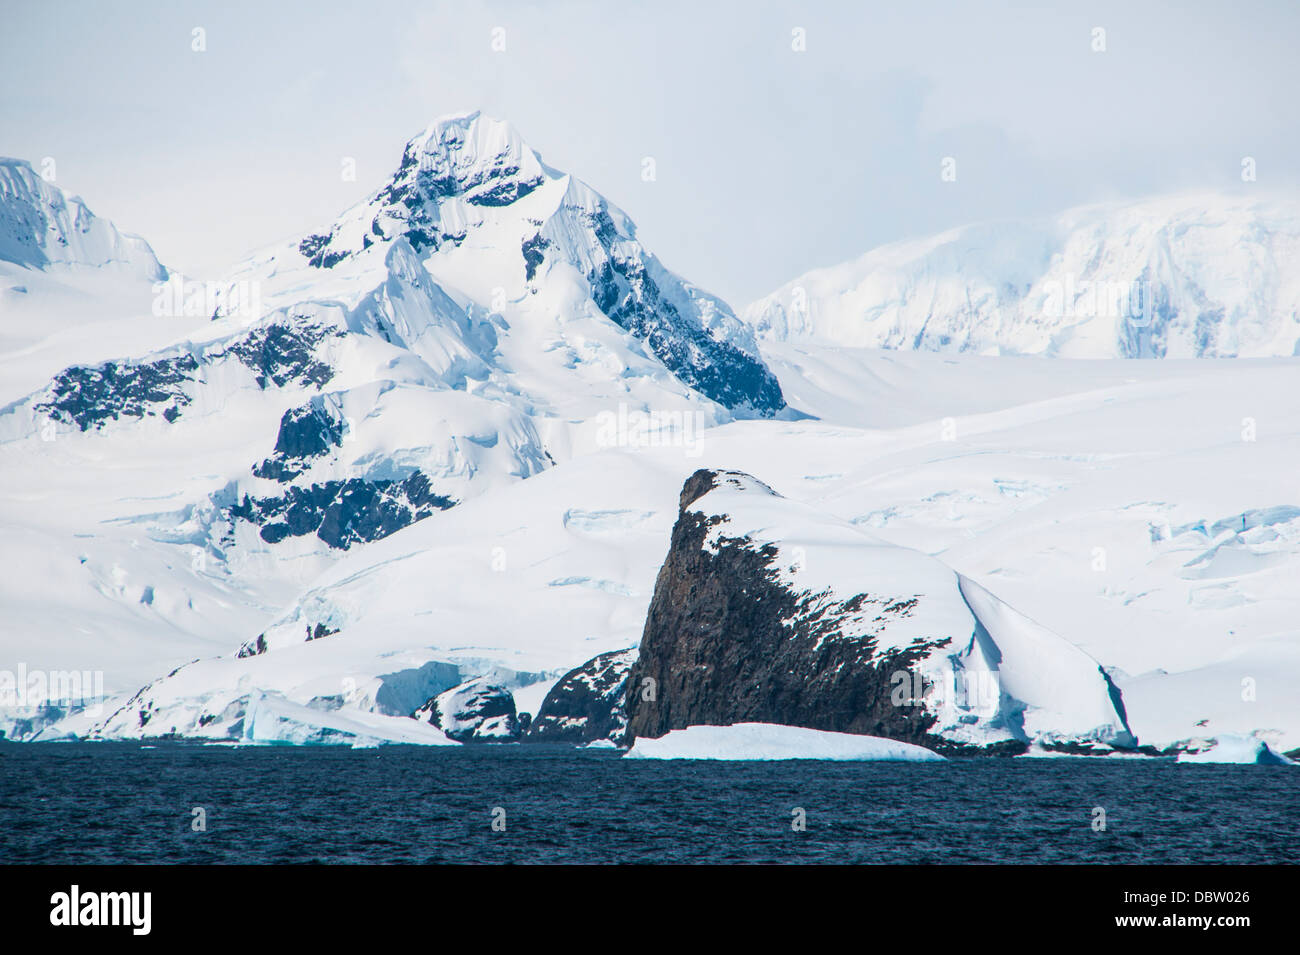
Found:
[244,113,786,417]
[393,111,549,211]
[411,109,514,146]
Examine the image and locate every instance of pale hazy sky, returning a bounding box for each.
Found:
[3,0,1298,304]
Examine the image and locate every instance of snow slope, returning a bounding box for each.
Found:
[744,193,1300,358]
[80,447,687,742]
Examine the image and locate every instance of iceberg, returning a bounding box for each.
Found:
[624,723,946,761]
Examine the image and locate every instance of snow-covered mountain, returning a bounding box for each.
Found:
[226,111,784,416]
[0,158,164,278]
[1,113,787,562]
[0,112,790,741]
[744,193,1300,358]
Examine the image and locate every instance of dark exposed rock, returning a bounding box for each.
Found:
[464,166,543,206]
[252,399,344,481]
[305,623,338,642]
[521,233,549,282]
[299,232,347,269]
[583,206,785,416]
[35,354,199,430]
[525,648,636,745]
[236,634,268,658]
[229,471,455,550]
[32,317,338,435]
[219,319,338,390]
[623,468,966,753]
[414,678,522,743]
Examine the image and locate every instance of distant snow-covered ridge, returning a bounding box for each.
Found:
[744,193,1300,358]
[0,158,165,278]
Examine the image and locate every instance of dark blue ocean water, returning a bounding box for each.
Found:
[1,743,1296,864]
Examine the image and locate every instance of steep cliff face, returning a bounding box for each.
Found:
[624,469,1135,755]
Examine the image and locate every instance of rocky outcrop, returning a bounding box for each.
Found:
[623,469,1136,755]
[578,203,785,416]
[624,470,947,749]
[219,319,338,391]
[414,678,522,743]
[35,354,199,431]
[525,648,635,745]
[32,316,339,433]
[229,471,454,549]
[252,398,345,481]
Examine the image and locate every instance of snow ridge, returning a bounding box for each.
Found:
[0,158,165,278]
[745,193,1300,358]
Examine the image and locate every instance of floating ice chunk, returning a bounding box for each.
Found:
[1176,734,1295,765]
[624,723,945,761]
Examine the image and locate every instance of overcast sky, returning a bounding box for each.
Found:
[3,0,1298,304]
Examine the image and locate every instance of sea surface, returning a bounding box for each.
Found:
[2,743,1297,864]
